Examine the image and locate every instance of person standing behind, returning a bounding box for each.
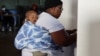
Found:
[1,5,14,31]
[22,0,77,56]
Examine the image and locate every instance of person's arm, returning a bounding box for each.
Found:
[50,29,77,46]
[36,13,77,47]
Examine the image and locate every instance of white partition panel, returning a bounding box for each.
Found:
[77,0,100,56]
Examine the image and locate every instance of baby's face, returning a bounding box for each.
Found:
[28,12,38,23]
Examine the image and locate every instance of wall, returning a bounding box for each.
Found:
[59,0,77,30]
[77,0,100,56]
[0,0,40,9]
[0,0,17,9]
[59,0,77,56]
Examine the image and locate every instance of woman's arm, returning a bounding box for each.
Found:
[50,29,77,46]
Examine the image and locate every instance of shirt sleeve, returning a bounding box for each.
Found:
[47,19,64,33]
[36,15,64,33]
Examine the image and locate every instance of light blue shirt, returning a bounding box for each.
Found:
[14,21,62,50]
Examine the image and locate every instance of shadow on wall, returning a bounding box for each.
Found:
[70,0,77,29]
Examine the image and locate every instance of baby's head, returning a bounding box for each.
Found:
[25,10,38,23]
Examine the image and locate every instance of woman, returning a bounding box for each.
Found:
[22,0,77,56]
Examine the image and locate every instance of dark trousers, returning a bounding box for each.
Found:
[2,16,14,29]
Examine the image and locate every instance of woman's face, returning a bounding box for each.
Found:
[53,5,63,18]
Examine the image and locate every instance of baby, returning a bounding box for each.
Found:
[14,10,52,50]
[24,10,38,24]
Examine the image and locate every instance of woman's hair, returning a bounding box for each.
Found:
[44,0,63,11]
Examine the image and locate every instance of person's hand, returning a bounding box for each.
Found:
[70,31,77,36]
[72,29,77,33]
[66,29,77,35]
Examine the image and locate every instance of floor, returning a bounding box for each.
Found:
[0,31,21,56]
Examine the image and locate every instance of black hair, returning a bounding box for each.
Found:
[1,5,6,8]
[44,0,63,11]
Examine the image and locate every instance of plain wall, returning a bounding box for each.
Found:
[59,0,77,30]
[59,0,77,56]
[77,0,100,56]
